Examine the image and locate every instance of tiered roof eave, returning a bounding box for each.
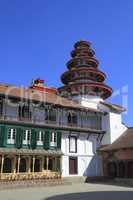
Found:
[58,40,113,100]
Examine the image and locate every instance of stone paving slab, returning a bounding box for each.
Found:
[0,183,133,200]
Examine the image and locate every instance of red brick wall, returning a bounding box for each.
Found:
[101,148,133,177]
[115,149,133,160]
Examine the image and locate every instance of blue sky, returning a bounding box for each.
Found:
[0,0,132,126]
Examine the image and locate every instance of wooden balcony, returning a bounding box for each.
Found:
[0,115,105,134]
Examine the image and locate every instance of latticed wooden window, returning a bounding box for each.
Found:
[21,105,32,119]
[41,132,44,141]
[8,129,11,139]
[8,128,16,139]
[37,131,44,146]
[45,108,56,122]
[12,129,16,139]
[49,109,56,121]
[50,132,57,147]
[23,130,26,140]
[53,132,57,143]
[23,129,31,145]
[27,130,31,141]
[37,131,44,141]
[7,128,16,144]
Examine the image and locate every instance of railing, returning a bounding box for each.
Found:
[0,171,61,181]
[67,123,78,127]
[0,115,102,131]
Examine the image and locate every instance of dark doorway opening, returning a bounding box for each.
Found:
[128,162,133,178]
[69,157,78,175]
[3,157,12,173]
[119,162,125,178]
[107,162,117,178]
[19,158,27,172]
[34,159,41,172]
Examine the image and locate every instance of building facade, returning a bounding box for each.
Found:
[59,40,126,177]
[99,128,133,179]
[0,40,127,181]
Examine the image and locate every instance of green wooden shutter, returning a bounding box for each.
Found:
[36,131,39,142]
[15,128,23,149]
[57,131,61,149]
[44,130,50,150]
[31,129,37,149]
[0,126,5,147]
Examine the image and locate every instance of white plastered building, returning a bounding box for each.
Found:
[59,40,127,177]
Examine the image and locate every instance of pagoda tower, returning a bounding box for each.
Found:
[58,40,113,108]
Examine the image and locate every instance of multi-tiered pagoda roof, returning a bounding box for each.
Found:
[58,40,113,99]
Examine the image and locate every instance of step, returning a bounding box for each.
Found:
[63,176,86,184]
[0,178,71,190]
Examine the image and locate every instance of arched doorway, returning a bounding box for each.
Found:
[128,162,133,178]
[19,158,27,172]
[107,162,117,178]
[3,157,12,173]
[34,159,41,172]
[119,162,125,178]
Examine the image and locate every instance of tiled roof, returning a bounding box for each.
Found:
[99,128,133,151]
[0,83,103,113]
[100,101,126,112]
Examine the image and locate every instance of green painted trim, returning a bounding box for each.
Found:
[0,123,62,150]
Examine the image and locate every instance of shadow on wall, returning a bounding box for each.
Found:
[83,134,103,176]
[44,191,133,200]
[83,154,102,176]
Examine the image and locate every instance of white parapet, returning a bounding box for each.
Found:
[72,95,103,109]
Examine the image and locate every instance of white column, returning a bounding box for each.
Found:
[17,155,20,173]
[32,156,35,173]
[46,157,49,170]
[1,155,4,174]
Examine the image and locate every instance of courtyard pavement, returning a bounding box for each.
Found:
[0,182,133,200]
